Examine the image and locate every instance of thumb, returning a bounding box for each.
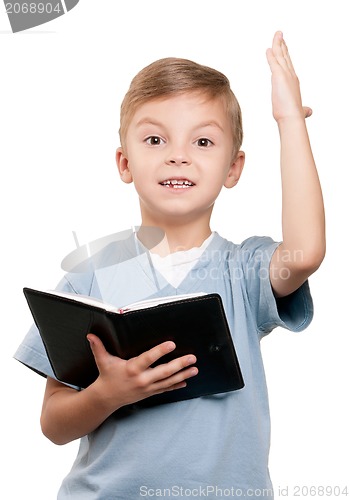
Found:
[87,333,110,372]
[303,106,313,118]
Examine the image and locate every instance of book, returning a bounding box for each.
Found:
[23,288,244,407]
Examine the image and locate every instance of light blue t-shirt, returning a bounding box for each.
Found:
[14,233,313,499]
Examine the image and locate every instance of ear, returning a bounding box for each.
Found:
[116,147,133,184]
[224,151,245,189]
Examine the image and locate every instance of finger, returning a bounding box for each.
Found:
[272,32,286,62]
[152,365,199,394]
[129,341,177,373]
[272,31,292,73]
[266,48,280,72]
[266,36,285,73]
[87,333,111,372]
[148,353,198,385]
[280,37,296,75]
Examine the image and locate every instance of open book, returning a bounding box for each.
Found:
[23,288,244,407]
[50,289,207,313]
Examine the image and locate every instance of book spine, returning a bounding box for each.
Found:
[91,310,123,357]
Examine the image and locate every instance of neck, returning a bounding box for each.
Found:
[138,216,212,256]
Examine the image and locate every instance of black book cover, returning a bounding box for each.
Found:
[23,288,244,407]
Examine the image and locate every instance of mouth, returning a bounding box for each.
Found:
[159,178,195,189]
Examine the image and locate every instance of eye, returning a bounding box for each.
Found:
[145,136,164,146]
[196,138,213,147]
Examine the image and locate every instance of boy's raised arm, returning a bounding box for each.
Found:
[266,31,326,297]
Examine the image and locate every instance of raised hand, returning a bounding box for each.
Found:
[266,31,312,122]
[266,31,325,299]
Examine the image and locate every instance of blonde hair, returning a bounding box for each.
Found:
[119,57,243,157]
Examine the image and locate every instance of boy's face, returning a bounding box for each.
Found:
[117,93,244,227]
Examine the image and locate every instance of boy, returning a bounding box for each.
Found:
[15,32,325,499]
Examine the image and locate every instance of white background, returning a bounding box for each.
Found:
[1,1,349,498]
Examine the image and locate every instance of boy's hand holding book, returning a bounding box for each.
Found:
[87,335,198,410]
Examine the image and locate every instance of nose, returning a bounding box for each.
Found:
[165,148,191,166]
[166,158,190,166]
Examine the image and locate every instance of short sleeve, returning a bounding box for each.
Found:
[14,322,56,379]
[236,236,313,338]
[13,272,95,383]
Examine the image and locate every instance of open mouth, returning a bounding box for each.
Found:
[159,179,195,189]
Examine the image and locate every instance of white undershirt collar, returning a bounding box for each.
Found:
[149,233,214,288]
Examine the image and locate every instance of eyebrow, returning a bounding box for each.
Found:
[135,118,225,132]
[135,118,164,129]
[195,121,225,133]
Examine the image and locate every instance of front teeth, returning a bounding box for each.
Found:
[161,180,194,188]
